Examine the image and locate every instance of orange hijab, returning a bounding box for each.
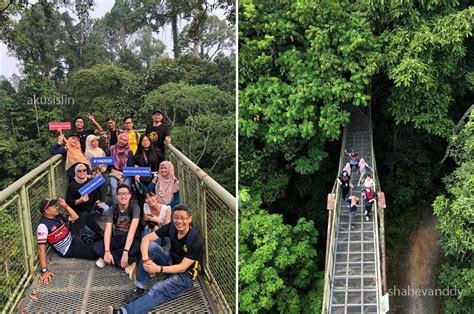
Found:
[65,137,90,170]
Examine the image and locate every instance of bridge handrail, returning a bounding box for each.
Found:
[322,127,347,313]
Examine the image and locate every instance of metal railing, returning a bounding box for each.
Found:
[0,143,236,313]
[321,128,347,313]
[321,106,386,313]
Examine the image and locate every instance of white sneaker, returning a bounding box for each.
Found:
[366,216,369,221]
[364,210,367,216]
[96,258,105,269]
[125,262,137,281]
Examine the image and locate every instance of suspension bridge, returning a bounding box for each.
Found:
[322,106,388,313]
[0,143,235,313]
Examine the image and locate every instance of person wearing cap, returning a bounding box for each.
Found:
[145,109,171,160]
[51,132,92,182]
[37,197,103,284]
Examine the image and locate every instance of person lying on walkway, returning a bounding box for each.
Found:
[344,149,359,172]
[106,204,203,314]
[337,171,352,200]
[342,162,352,177]
[357,158,373,186]
[143,191,171,246]
[51,132,92,183]
[37,198,103,285]
[66,163,109,217]
[347,195,359,229]
[154,161,180,209]
[364,187,376,221]
[95,185,141,278]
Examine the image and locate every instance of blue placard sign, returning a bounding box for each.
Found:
[90,157,115,165]
[79,175,106,196]
[123,167,151,177]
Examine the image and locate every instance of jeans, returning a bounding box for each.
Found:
[122,242,194,314]
[109,176,132,206]
[365,200,373,216]
[95,235,141,268]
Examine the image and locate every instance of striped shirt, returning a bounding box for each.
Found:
[37,214,72,256]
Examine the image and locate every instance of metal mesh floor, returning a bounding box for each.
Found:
[329,107,380,313]
[18,253,213,313]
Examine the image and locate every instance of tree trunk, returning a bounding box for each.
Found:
[172,14,180,58]
[440,104,473,165]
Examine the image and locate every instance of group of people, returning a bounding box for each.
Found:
[36,109,204,313]
[337,149,377,226]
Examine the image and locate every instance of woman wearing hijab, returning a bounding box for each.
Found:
[51,132,91,182]
[66,163,108,216]
[134,134,163,208]
[85,134,109,202]
[109,133,134,205]
[154,161,179,208]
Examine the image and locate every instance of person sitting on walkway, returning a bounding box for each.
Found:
[95,185,141,277]
[134,134,163,208]
[84,134,109,202]
[155,161,180,209]
[37,198,103,285]
[364,187,376,221]
[342,162,352,177]
[66,163,109,216]
[106,204,203,314]
[337,171,352,200]
[51,132,91,182]
[143,191,171,246]
[109,133,134,206]
[347,195,359,229]
[344,149,359,172]
[357,158,373,186]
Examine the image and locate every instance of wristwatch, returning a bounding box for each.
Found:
[41,267,48,274]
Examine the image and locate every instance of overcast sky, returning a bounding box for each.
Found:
[0,0,218,80]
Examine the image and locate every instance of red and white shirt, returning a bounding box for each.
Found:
[37,214,72,256]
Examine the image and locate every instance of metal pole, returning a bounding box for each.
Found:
[19,186,35,273]
[49,164,57,198]
[201,185,209,273]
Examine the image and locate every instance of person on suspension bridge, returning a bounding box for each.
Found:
[363,173,375,190]
[363,187,376,221]
[36,198,103,285]
[357,158,373,186]
[344,149,359,173]
[106,204,203,314]
[347,195,359,229]
[337,171,352,201]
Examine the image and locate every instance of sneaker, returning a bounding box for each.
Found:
[96,258,105,269]
[351,224,355,229]
[366,216,369,221]
[125,262,137,281]
[105,305,123,314]
[124,287,145,304]
[364,210,367,216]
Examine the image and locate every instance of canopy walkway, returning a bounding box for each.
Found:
[0,143,235,313]
[322,106,387,313]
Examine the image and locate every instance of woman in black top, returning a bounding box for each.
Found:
[134,134,163,208]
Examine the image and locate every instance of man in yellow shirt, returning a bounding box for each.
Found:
[123,116,140,155]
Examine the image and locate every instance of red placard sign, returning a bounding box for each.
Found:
[48,122,72,131]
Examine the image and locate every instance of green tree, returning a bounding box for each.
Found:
[433,112,473,312]
[239,194,322,313]
[137,26,166,69]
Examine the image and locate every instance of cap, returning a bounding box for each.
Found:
[70,132,81,138]
[39,198,58,212]
[152,108,163,115]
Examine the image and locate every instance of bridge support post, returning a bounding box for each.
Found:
[199,182,209,272]
[19,186,35,273]
[48,164,56,199]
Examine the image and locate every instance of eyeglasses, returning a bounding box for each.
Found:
[173,216,190,221]
[124,121,132,124]
[76,169,87,173]
[117,192,131,196]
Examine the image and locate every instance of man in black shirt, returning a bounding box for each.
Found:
[103,117,121,150]
[106,204,203,314]
[72,114,103,152]
[145,109,171,159]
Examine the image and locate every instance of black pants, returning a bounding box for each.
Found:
[341,186,350,200]
[63,212,103,260]
[95,235,141,268]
